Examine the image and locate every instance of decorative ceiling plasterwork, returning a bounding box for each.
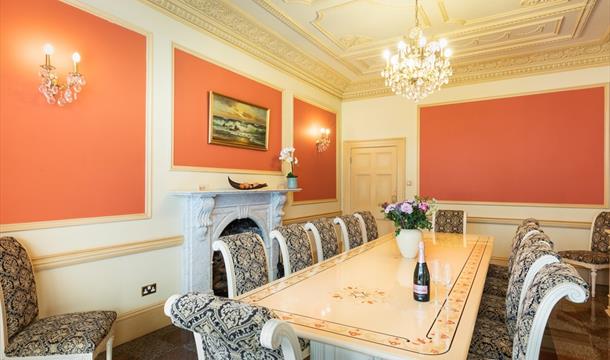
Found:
[143,0,350,97]
[143,0,610,99]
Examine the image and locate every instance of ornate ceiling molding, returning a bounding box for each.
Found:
[343,38,610,99]
[142,0,609,100]
[143,0,350,97]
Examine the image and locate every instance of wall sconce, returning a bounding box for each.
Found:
[39,43,86,106]
[316,127,331,152]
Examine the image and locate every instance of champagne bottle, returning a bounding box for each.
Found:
[413,241,430,302]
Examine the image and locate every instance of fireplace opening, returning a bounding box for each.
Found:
[213,218,283,297]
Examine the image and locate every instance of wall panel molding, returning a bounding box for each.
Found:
[32,236,184,272]
[469,216,590,229]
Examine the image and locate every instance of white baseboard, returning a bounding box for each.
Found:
[114,301,172,346]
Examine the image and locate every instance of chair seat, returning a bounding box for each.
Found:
[478,294,506,323]
[557,250,609,265]
[468,317,512,360]
[487,263,509,281]
[483,276,508,298]
[6,311,116,357]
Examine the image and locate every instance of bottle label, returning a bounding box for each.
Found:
[414,284,428,295]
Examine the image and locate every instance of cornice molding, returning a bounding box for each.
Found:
[343,39,610,99]
[143,0,350,97]
[142,0,609,100]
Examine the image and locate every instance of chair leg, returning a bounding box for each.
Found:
[106,335,114,360]
[590,269,597,299]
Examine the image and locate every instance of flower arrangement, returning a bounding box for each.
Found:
[279,147,298,178]
[381,196,436,235]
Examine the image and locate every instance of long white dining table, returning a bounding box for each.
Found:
[238,232,494,360]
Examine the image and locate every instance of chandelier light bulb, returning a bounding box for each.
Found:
[444,48,453,57]
[439,38,448,48]
[383,49,391,60]
[397,41,406,50]
[43,43,54,55]
[418,37,427,48]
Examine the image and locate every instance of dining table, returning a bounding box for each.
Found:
[238,231,494,360]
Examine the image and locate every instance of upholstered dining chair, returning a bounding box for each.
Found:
[469,262,588,360]
[333,215,365,251]
[0,236,116,360]
[557,210,609,298]
[212,232,270,298]
[270,224,314,277]
[432,209,466,234]
[164,293,302,360]
[304,218,340,262]
[487,218,540,282]
[354,210,379,242]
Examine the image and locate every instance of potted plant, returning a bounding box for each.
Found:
[279,147,299,189]
[381,196,435,258]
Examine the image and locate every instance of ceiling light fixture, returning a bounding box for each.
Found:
[381,0,452,102]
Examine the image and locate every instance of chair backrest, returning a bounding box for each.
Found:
[507,223,541,273]
[354,211,379,242]
[333,215,365,251]
[505,240,559,338]
[304,218,339,262]
[432,210,466,234]
[165,293,301,360]
[270,224,314,276]
[590,210,609,253]
[0,237,38,346]
[212,233,270,298]
[521,218,540,227]
[512,262,588,360]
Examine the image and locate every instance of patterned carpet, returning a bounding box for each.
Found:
[99,285,609,359]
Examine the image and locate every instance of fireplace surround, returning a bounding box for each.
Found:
[173,188,299,293]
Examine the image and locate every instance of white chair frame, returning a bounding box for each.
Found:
[353,213,370,243]
[0,243,115,360]
[561,210,609,298]
[522,279,588,359]
[517,253,560,320]
[431,210,467,234]
[212,233,270,299]
[303,222,338,263]
[333,216,367,252]
[269,227,313,277]
[164,295,302,360]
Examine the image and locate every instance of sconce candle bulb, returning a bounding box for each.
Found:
[72,52,81,73]
[42,43,54,67]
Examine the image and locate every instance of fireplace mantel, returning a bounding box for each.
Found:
[173,188,300,293]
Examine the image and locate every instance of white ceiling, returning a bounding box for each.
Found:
[144,0,610,98]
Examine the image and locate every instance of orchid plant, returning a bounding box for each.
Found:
[381,196,436,235]
[279,147,298,178]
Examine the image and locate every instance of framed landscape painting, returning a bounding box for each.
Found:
[208,92,270,151]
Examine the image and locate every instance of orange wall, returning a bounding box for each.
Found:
[293,98,337,202]
[0,0,147,225]
[419,87,606,205]
[173,48,282,171]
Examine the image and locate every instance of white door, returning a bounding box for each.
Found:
[345,139,405,236]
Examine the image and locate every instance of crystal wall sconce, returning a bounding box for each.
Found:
[316,127,331,152]
[39,43,86,106]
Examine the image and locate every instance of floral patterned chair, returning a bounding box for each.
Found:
[212,232,271,298]
[469,262,588,360]
[304,218,340,262]
[164,293,302,360]
[270,224,314,276]
[0,236,116,360]
[432,209,466,234]
[354,210,379,242]
[333,215,365,251]
[558,210,609,298]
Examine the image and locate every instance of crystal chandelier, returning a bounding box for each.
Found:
[381,0,452,102]
[39,43,86,106]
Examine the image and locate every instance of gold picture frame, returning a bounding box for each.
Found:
[208,92,270,151]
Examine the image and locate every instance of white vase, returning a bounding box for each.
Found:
[395,229,422,259]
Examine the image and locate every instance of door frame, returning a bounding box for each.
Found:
[342,138,406,214]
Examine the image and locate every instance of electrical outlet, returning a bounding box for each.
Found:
[141,283,157,296]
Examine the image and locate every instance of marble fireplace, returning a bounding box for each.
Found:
[173,188,299,293]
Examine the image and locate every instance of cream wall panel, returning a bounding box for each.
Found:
[0,0,340,334]
[341,66,610,260]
